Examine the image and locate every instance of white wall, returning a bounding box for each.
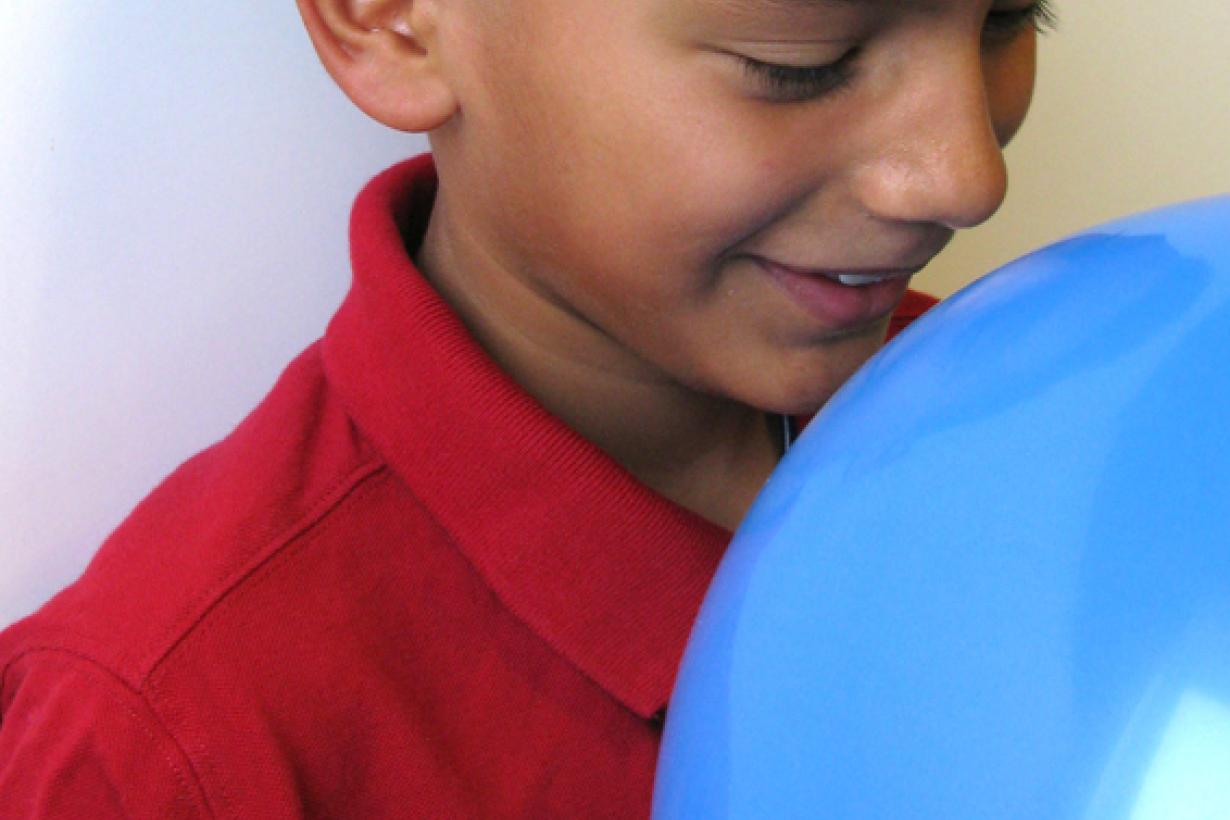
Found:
[3,1,1228,628]
[0,3,422,627]
[918,0,1230,296]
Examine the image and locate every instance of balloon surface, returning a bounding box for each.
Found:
[655,197,1230,819]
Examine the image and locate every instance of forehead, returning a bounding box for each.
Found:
[486,0,979,41]
[706,0,970,9]
[669,0,970,22]
[657,0,996,35]
[688,0,978,18]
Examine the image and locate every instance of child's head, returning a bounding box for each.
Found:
[297,0,1043,417]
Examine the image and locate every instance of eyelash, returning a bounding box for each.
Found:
[737,48,860,104]
[739,0,1058,103]
[984,0,1058,39]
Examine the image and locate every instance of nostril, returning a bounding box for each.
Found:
[936,141,1009,229]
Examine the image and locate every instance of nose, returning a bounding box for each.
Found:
[852,51,1009,231]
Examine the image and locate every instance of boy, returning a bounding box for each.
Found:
[0,0,1048,815]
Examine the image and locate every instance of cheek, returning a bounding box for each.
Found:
[988,35,1039,146]
[608,108,808,265]
[464,28,803,301]
[559,109,775,281]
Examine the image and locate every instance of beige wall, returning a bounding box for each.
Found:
[917,0,1230,297]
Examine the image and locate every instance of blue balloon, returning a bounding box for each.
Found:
[654,197,1230,819]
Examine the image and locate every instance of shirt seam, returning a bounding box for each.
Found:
[141,465,396,820]
[141,458,387,683]
[1,646,213,818]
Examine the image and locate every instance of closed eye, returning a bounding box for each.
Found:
[738,47,861,104]
[736,0,1056,105]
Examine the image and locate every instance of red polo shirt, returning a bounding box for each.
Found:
[0,155,936,818]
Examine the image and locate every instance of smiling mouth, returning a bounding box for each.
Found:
[766,260,926,288]
[754,256,920,329]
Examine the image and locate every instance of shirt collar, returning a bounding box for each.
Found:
[322,155,730,719]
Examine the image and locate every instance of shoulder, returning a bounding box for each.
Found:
[0,342,401,689]
[0,339,471,815]
[0,341,457,811]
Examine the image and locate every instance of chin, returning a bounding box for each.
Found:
[759,334,888,416]
[737,371,856,418]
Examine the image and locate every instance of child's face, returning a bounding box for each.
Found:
[436,0,1039,413]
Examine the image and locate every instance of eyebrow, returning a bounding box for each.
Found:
[700,0,906,30]
[736,0,870,6]
[723,0,909,8]
[711,0,878,13]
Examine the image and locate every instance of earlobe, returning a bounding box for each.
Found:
[295,0,457,133]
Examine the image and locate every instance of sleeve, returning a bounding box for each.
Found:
[0,649,210,819]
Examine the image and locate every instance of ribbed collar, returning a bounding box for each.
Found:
[321,155,730,719]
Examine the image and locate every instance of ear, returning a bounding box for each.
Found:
[296,0,457,132]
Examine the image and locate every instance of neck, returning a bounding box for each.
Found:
[414,188,779,531]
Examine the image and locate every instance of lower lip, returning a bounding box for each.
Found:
[757,259,914,330]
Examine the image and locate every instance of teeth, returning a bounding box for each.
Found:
[836,273,891,286]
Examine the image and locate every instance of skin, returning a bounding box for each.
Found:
[297,0,1039,530]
